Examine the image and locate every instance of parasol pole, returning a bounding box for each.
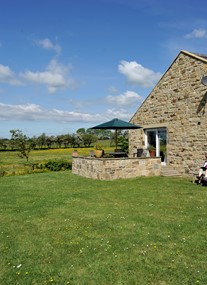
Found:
[115,129,118,150]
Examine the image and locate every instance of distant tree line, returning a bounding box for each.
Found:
[0,128,116,151]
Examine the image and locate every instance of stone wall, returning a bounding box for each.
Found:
[72,156,161,180]
[129,51,207,176]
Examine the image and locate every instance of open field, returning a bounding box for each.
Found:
[0,146,114,176]
[0,148,78,176]
[0,148,94,165]
[0,172,207,284]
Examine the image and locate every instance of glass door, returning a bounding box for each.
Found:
[146,130,156,156]
[158,129,167,163]
[145,128,167,163]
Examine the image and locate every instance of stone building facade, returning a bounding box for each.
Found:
[129,50,207,177]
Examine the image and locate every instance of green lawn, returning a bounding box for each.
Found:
[0,172,207,284]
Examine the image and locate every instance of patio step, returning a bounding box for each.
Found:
[160,165,181,177]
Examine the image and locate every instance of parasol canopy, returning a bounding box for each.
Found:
[91,118,142,149]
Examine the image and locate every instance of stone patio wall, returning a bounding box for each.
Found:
[72,156,161,180]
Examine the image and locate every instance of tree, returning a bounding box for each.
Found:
[0,138,8,150]
[29,136,37,149]
[46,135,55,149]
[10,129,33,161]
[56,135,64,148]
[76,128,97,147]
[118,131,129,152]
[76,128,86,135]
[37,133,47,149]
[81,133,97,147]
[62,134,72,148]
[70,133,81,148]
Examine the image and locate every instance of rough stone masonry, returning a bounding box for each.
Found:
[129,51,207,177]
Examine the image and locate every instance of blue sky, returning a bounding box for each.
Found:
[1,0,207,138]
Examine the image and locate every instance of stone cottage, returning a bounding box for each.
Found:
[129,50,207,177]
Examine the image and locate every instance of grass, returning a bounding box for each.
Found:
[0,172,207,284]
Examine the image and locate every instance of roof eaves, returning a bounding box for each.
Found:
[181,50,207,63]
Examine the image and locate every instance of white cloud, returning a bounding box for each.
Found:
[35,38,61,54]
[118,60,162,88]
[105,108,134,121]
[0,64,21,86]
[185,29,206,39]
[0,102,102,123]
[106,90,143,107]
[21,59,75,93]
[0,102,135,126]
